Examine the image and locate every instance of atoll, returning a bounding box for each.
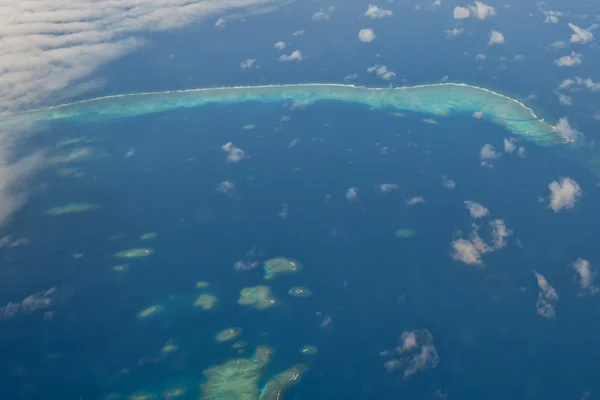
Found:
[264,257,303,280]
[46,203,99,215]
[238,285,279,310]
[288,287,312,297]
[194,294,217,310]
[215,327,243,343]
[136,304,165,320]
[139,232,157,240]
[395,229,416,239]
[114,248,154,258]
[300,345,318,355]
[200,345,305,400]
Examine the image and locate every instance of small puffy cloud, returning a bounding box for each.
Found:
[503,138,516,153]
[570,259,599,295]
[292,30,305,36]
[344,73,359,81]
[346,187,359,201]
[274,41,287,50]
[216,180,235,193]
[475,53,486,61]
[379,183,399,193]
[489,219,512,249]
[558,77,600,92]
[367,65,396,80]
[452,239,481,264]
[480,143,501,161]
[554,117,580,141]
[551,40,568,49]
[441,175,456,190]
[453,6,470,19]
[278,50,303,62]
[446,28,464,37]
[569,23,597,44]
[406,196,425,205]
[454,2,495,20]
[518,147,526,158]
[382,329,439,379]
[365,5,393,18]
[472,110,484,119]
[359,28,376,42]
[464,201,489,219]
[558,94,573,106]
[215,18,225,28]
[555,52,582,67]
[470,1,496,20]
[489,30,505,45]
[451,219,512,265]
[534,271,559,319]
[240,59,257,69]
[543,10,562,24]
[221,142,246,163]
[313,6,334,20]
[548,177,582,212]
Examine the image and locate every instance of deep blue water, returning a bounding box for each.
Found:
[2,100,600,399]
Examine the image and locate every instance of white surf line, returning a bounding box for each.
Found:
[20,82,544,124]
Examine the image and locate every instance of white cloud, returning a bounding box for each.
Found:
[344,73,359,81]
[551,40,567,49]
[278,50,303,62]
[451,219,512,265]
[346,186,359,201]
[470,1,496,20]
[489,30,505,45]
[445,28,464,37]
[518,146,526,158]
[453,6,471,19]
[221,142,246,163]
[534,271,559,319]
[451,238,484,265]
[406,196,425,205]
[240,58,257,69]
[379,183,399,193]
[292,30,305,36]
[365,5,392,18]
[480,143,501,161]
[548,177,582,212]
[568,23,597,44]
[274,41,286,50]
[543,10,562,24]
[454,2,495,20]
[382,329,439,379]
[312,6,334,21]
[475,53,486,61]
[472,110,484,119]
[558,77,600,92]
[558,94,573,105]
[464,201,489,219]
[554,117,580,141]
[503,138,516,153]
[0,0,286,226]
[0,287,59,320]
[489,219,512,249]
[570,259,599,295]
[441,175,456,189]
[367,65,396,80]
[217,180,235,193]
[359,28,376,43]
[215,17,225,28]
[555,52,582,67]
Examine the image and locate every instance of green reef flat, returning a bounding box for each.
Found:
[16,83,555,141]
[8,82,600,175]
